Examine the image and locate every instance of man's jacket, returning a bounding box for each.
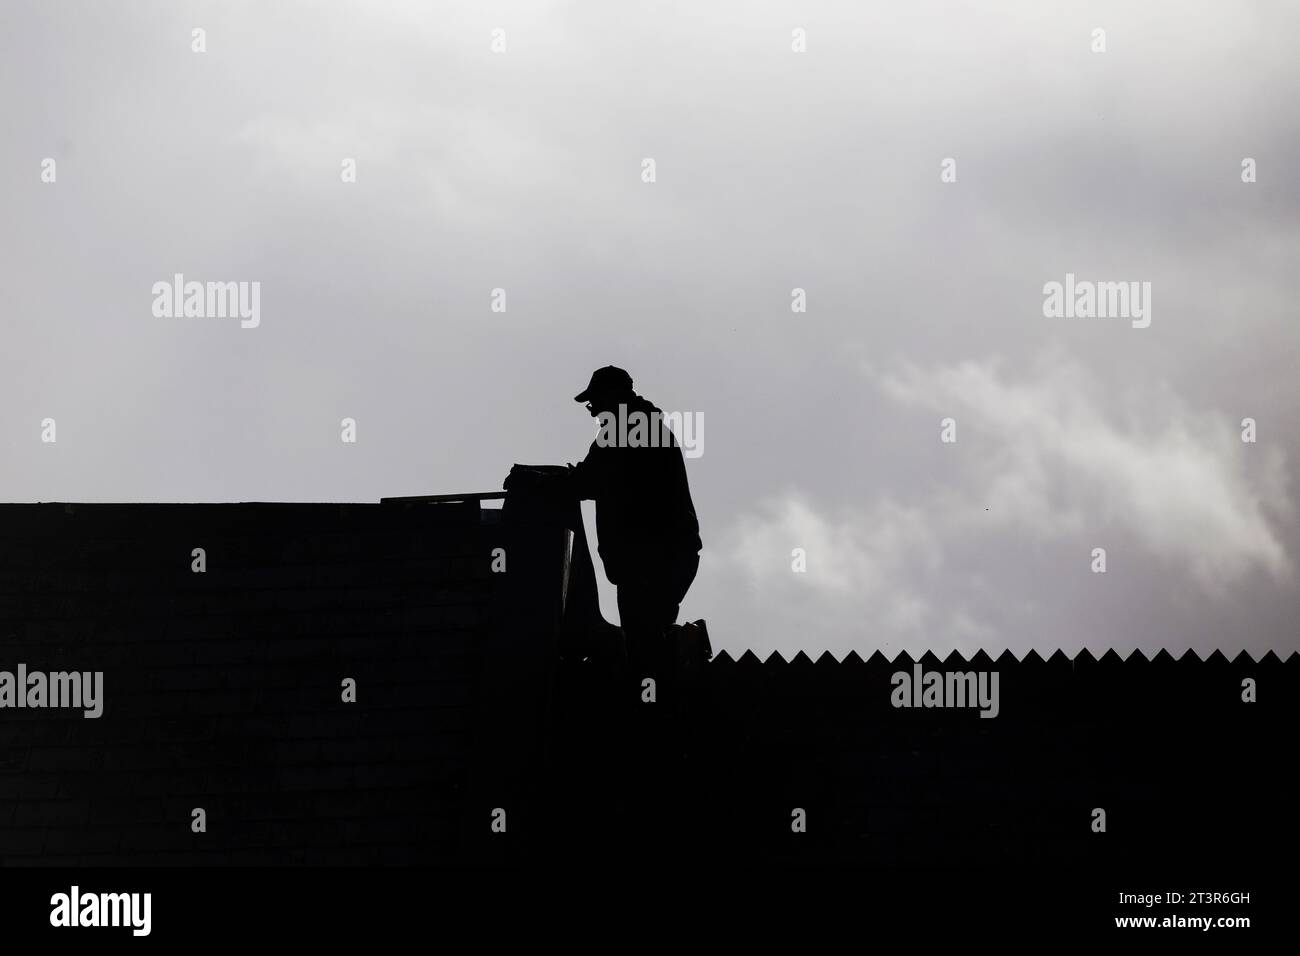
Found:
[567,394,702,586]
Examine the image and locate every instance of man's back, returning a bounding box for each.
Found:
[570,394,701,585]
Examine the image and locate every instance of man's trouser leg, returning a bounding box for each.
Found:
[617,580,665,696]
[616,553,699,840]
[616,551,699,686]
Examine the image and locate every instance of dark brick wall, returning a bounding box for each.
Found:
[2,496,1295,869]
[0,499,540,866]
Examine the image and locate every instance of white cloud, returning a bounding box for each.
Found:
[709,351,1294,657]
[714,492,964,652]
[877,350,1294,590]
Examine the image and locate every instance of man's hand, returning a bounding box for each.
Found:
[504,463,581,499]
[503,464,540,492]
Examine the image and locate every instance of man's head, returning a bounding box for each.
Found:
[574,365,634,418]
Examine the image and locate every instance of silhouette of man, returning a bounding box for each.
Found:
[508,367,702,683]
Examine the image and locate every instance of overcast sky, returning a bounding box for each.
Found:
[2,0,1296,660]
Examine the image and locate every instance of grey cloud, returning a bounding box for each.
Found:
[2,0,1296,658]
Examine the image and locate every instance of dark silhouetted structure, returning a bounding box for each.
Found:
[0,496,1295,873]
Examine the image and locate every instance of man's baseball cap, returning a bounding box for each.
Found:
[574,365,634,402]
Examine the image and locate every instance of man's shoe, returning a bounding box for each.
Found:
[671,619,712,677]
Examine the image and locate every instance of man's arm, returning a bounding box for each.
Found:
[503,445,618,501]
[568,442,618,501]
